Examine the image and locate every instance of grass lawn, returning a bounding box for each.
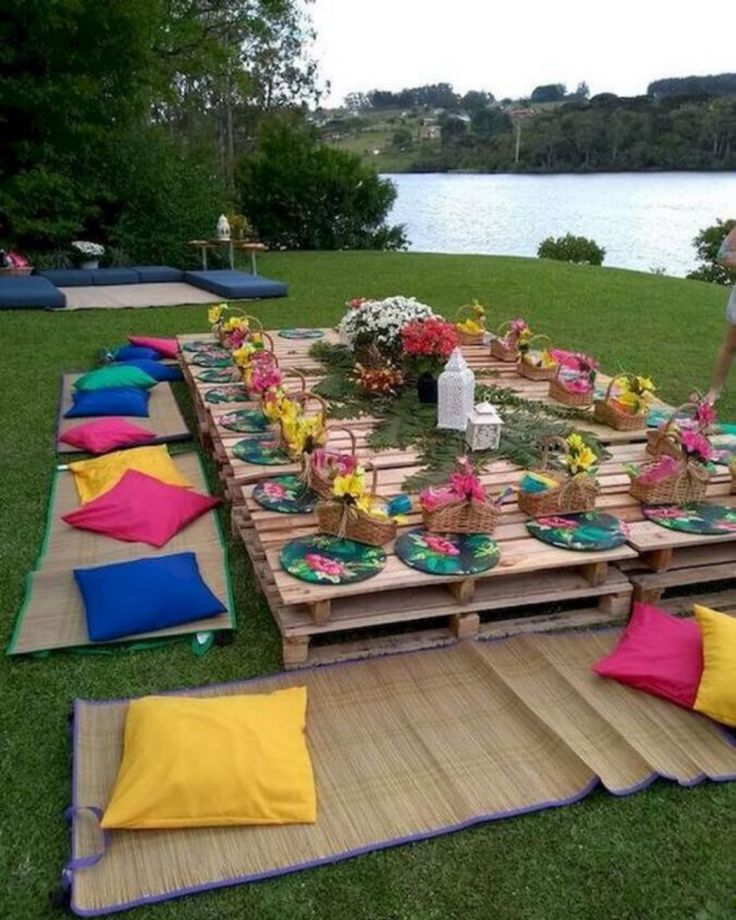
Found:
[2,251,735,920]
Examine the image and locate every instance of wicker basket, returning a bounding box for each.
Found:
[548,364,595,408]
[302,428,358,499]
[423,498,500,534]
[316,467,396,546]
[517,335,558,381]
[0,266,33,277]
[629,461,710,505]
[645,401,698,460]
[593,374,647,431]
[217,311,265,347]
[517,437,599,517]
[238,345,278,387]
[454,304,486,346]
[490,321,520,362]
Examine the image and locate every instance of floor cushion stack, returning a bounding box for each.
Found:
[0,275,66,309]
[184,269,288,299]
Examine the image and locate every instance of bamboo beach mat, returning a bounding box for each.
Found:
[7,452,234,655]
[69,632,736,916]
[57,375,191,453]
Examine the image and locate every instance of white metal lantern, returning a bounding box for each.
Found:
[437,347,475,431]
[465,401,504,451]
[216,214,231,240]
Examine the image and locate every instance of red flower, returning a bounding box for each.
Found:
[401,317,459,360]
[423,534,460,556]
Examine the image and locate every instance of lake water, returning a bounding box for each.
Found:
[384,172,736,277]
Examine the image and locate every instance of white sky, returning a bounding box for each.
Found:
[310,0,735,106]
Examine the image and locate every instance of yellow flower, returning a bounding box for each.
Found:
[282,412,326,456]
[616,390,644,412]
[333,469,366,501]
[540,349,557,368]
[208,304,225,325]
[635,375,655,394]
[222,316,248,333]
[472,301,486,318]
[231,345,251,367]
[566,433,585,452]
[457,319,484,335]
[575,446,597,471]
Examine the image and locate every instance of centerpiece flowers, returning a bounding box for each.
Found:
[316,464,406,546]
[594,373,656,431]
[304,446,360,499]
[419,457,506,533]
[518,433,600,517]
[401,316,460,404]
[491,317,529,362]
[455,300,487,345]
[337,295,435,358]
[628,425,712,505]
[647,393,717,460]
[72,240,105,269]
[549,352,598,407]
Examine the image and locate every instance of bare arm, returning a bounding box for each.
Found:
[718,228,736,269]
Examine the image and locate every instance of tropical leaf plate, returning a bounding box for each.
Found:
[280,535,386,584]
[277,328,325,340]
[253,476,317,513]
[196,367,239,383]
[220,408,269,433]
[204,385,249,404]
[232,436,289,465]
[527,511,627,551]
[643,503,736,535]
[395,528,500,576]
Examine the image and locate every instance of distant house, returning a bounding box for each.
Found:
[418,122,441,140]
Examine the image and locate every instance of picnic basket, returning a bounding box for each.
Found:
[517,334,558,381]
[422,496,500,534]
[490,321,520,362]
[593,373,647,431]
[548,364,595,408]
[316,466,396,546]
[302,428,358,499]
[645,402,696,459]
[517,436,599,517]
[629,460,710,505]
[454,303,486,346]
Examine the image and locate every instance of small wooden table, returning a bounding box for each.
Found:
[188,240,268,274]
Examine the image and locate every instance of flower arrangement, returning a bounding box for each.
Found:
[353,362,404,395]
[248,354,283,394]
[491,317,530,361]
[560,433,599,476]
[232,336,265,372]
[518,434,600,517]
[516,331,558,379]
[262,389,297,424]
[280,410,327,459]
[627,426,712,504]
[316,464,405,546]
[611,375,656,416]
[220,316,251,350]
[549,353,598,406]
[647,393,717,461]
[401,317,460,375]
[303,446,359,499]
[455,300,487,343]
[594,373,655,432]
[419,457,505,533]
[72,241,105,259]
[207,303,228,327]
[337,295,435,356]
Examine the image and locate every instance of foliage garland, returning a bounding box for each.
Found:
[309,342,607,491]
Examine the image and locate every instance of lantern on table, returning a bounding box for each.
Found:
[216,214,231,240]
[465,402,504,451]
[437,347,475,431]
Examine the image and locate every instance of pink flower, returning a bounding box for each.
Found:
[563,377,594,394]
[537,516,577,529]
[680,430,712,462]
[423,535,460,556]
[263,481,286,499]
[690,394,717,429]
[419,485,458,511]
[448,457,486,502]
[304,553,345,577]
[251,364,283,394]
[311,449,358,476]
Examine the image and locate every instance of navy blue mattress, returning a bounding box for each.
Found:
[184,270,287,299]
[0,275,66,309]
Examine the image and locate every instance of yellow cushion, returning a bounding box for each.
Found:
[693,604,736,727]
[69,445,191,504]
[101,687,316,829]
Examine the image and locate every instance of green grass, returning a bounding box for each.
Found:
[2,252,735,920]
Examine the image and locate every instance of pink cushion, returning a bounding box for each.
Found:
[62,470,220,548]
[593,602,703,709]
[128,335,179,359]
[60,419,156,454]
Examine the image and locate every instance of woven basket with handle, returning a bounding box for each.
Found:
[423,498,500,534]
[454,304,486,346]
[629,460,710,505]
[302,428,358,499]
[217,311,264,347]
[517,334,558,381]
[316,466,396,546]
[517,436,599,517]
[490,321,521,362]
[645,401,701,460]
[593,374,648,431]
[548,364,595,408]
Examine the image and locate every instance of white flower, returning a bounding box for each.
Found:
[338,295,436,351]
[72,240,105,258]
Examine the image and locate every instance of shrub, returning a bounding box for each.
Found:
[537,233,605,266]
[236,119,407,250]
[686,218,736,285]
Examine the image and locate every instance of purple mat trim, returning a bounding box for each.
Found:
[67,629,736,916]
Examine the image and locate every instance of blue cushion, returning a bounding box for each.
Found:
[91,268,140,285]
[184,270,287,299]
[74,551,226,641]
[113,345,162,362]
[115,359,183,382]
[64,387,151,419]
[0,276,66,309]
[135,265,184,283]
[38,269,95,286]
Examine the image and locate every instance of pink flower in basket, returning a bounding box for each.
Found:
[305,553,345,577]
[262,481,286,499]
[449,458,487,502]
[419,485,458,511]
[690,394,717,429]
[563,376,594,394]
[423,535,460,556]
[508,318,528,339]
[680,430,712,462]
[250,363,283,394]
[312,449,358,475]
[537,516,577,530]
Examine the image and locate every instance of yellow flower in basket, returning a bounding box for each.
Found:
[562,433,598,475]
[281,412,327,457]
[332,469,366,501]
[539,349,557,369]
[222,315,248,334]
[208,304,226,325]
[457,318,485,336]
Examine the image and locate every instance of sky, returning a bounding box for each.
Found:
[310,0,735,106]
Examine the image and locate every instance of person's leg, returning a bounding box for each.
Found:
[707,323,736,403]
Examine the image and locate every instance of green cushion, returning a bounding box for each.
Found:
[74,365,157,392]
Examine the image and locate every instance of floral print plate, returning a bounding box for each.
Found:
[395,528,500,576]
[232,436,289,465]
[204,385,249,404]
[253,476,317,513]
[220,408,269,433]
[280,535,386,584]
[526,511,627,552]
[643,503,736,535]
[196,367,239,383]
[191,353,232,367]
[277,328,325,340]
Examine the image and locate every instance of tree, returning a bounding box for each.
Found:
[537,234,605,266]
[235,119,407,250]
[687,218,736,284]
[390,127,413,149]
[573,81,590,100]
[461,90,495,112]
[531,83,566,103]
[344,92,371,112]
